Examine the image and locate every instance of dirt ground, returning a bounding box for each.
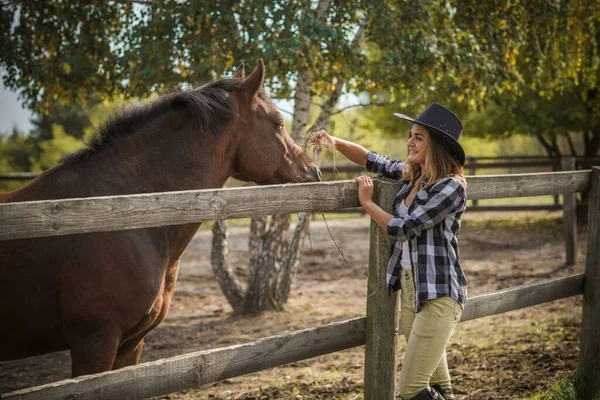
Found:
[0,210,586,400]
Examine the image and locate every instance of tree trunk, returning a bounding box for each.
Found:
[210,213,310,314]
[535,133,560,157]
[291,69,314,141]
[243,214,292,313]
[211,220,245,312]
[210,0,332,314]
[585,129,600,157]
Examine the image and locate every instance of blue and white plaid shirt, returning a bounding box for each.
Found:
[366,151,468,312]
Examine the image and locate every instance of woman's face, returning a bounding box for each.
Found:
[407,124,430,166]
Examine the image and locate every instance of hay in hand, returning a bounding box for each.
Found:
[303,124,336,162]
[301,124,347,264]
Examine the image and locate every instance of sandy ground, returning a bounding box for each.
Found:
[0,211,587,399]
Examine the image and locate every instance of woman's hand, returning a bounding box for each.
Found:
[355,175,394,231]
[308,128,336,148]
[356,175,374,206]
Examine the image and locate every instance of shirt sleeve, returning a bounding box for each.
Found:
[365,151,405,180]
[387,178,466,241]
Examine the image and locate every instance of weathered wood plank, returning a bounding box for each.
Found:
[4,318,367,400]
[467,205,563,212]
[561,157,577,266]
[364,180,401,400]
[458,273,583,323]
[0,171,591,241]
[4,274,583,400]
[466,170,590,200]
[579,167,600,400]
[0,172,39,181]
[0,180,359,241]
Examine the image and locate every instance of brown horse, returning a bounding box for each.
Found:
[0,61,319,377]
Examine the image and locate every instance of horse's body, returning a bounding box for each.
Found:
[0,62,319,377]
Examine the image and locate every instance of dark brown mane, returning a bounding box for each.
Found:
[62,78,244,164]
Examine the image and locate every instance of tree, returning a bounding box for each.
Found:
[452,0,600,157]
[0,130,35,191]
[362,2,599,157]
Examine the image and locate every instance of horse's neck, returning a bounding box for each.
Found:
[0,191,11,203]
[89,112,236,194]
[6,110,238,205]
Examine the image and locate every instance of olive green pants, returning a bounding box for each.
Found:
[398,268,462,400]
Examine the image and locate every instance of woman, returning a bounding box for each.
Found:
[310,103,467,400]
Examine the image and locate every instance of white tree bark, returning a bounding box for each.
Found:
[210,220,245,312]
[291,69,314,141]
[211,0,339,314]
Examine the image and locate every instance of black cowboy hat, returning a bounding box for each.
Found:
[393,102,465,166]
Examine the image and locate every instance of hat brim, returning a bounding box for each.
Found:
[393,112,466,166]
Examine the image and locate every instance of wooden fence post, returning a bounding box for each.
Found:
[562,157,577,266]
[468,156,478,207]
[553,157,561,206]
[579,166,600,400]
[364,179,401,400]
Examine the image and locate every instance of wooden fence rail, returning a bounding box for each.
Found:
[0,171,590,241]
[317,157,600,174]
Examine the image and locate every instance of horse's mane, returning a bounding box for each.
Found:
[62,78,244,164]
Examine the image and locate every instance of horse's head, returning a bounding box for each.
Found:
[229,61,320,185]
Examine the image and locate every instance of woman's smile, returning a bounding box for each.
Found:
[406,124,430,165]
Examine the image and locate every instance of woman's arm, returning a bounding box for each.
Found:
[309,129,369,167]
[332,137,369,167]
[309,129,405,179]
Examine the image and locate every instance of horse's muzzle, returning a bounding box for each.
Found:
[301,167,321,183]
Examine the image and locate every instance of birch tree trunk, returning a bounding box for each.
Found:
[210,220,245,312]
[291,69,314,140]
[210,0,365,314]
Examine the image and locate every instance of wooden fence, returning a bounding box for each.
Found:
[1,168,599,399]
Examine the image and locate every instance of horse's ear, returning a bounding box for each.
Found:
[233,63,245,79]
[240,59,265,99]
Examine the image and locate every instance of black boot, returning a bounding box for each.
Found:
[409,386,446,400]
[431,384,455,400]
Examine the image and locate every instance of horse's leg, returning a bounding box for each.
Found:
[69,328,121,377]
[112,337,145,370]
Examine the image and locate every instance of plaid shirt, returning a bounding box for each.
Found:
[366,151,468,312]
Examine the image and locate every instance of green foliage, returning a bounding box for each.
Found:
[1,0,370,110]
[452,1,600,156]
[527,369,588,400]
[2,0,599,165]
[29,124,84,171]
[0,95,131,175]
[357,1,600,157]
[0,130,33,172]
[0,130,36,191]
[455,0,599,94]
[1,0,543,113]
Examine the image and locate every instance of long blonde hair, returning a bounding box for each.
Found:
[401,126,467,189]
